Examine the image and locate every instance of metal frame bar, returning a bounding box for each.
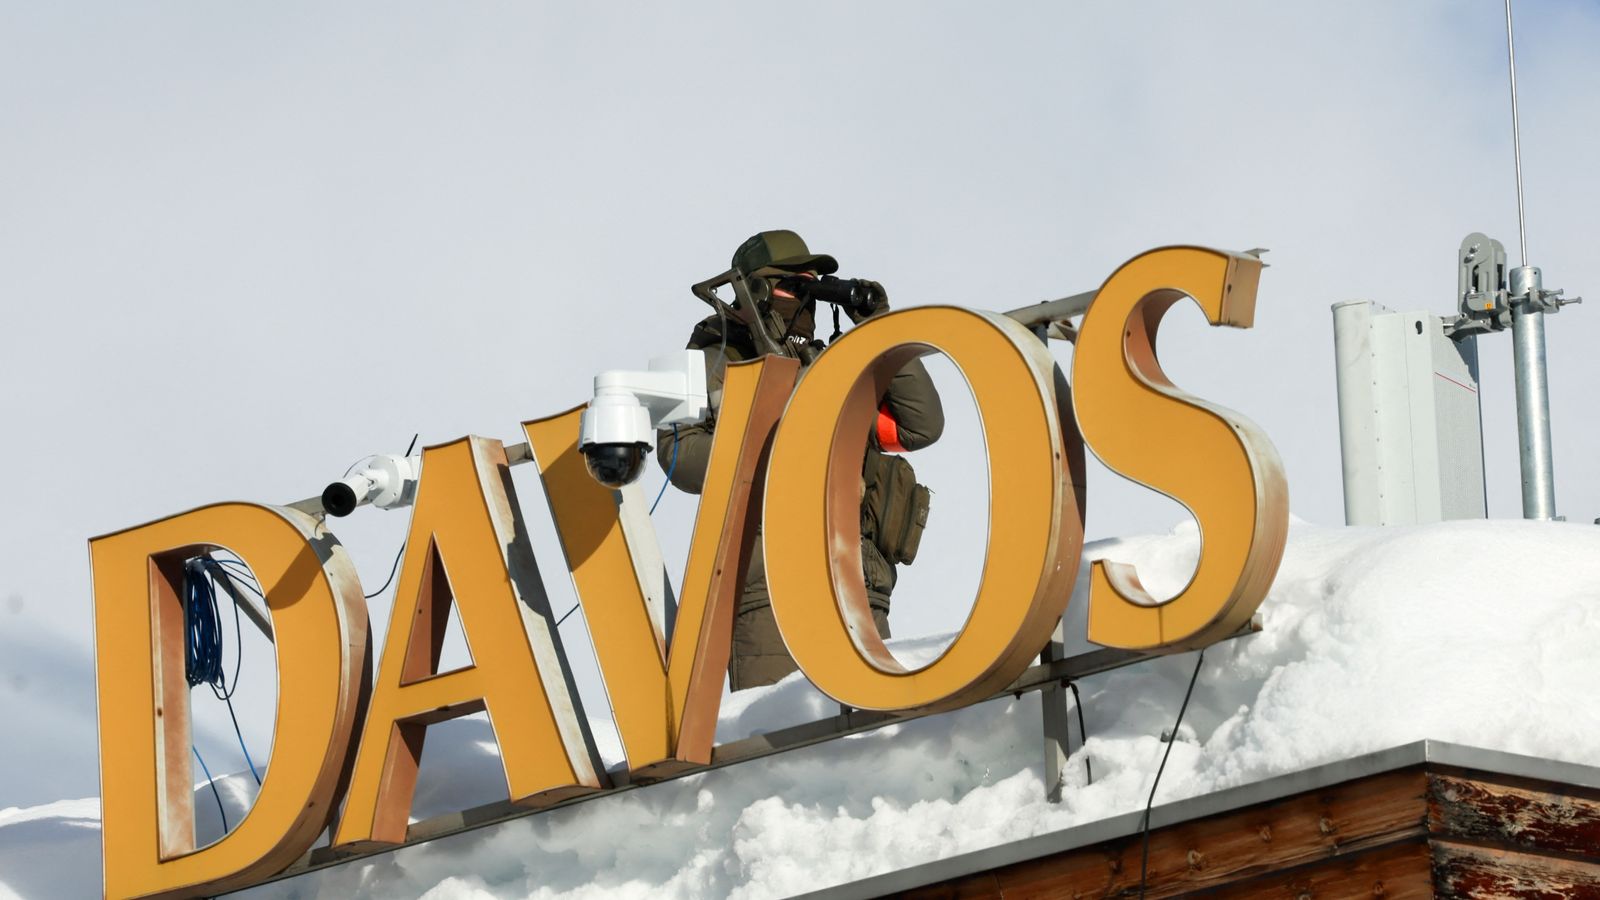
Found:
[1002,289,1095,336]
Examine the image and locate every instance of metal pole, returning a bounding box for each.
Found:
[1510,266,1556,519]
[1502,0,1558,520]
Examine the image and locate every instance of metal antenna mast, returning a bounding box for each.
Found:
[1503,0,1559,520]
[1445,3,1579,520]
[1505,0,1528,266]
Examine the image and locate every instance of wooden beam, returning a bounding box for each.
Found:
[1433,840,1600,898]
[1219,840,1434,900]
[894,769,1431,898]
[1428,772,1600,859]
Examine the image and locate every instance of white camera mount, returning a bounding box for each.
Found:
[579,349,710,487]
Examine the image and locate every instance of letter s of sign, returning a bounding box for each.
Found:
[89,504,370,899]
[1071,246,1289,651]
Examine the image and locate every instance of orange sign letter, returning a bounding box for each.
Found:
[764,307,1084,712]
[523,357,800,774]
[333,437,603,849]
[1072,246,1289,650]
[90,504,369,899]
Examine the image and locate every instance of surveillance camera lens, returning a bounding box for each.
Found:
[322,482,360,517]
[583,442,649,489]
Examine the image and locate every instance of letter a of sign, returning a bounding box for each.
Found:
[765,308,1085,713]
[1072,246,1289,650]
[333,437,603,849]
[90,504,369,899]
[523,357,799,775]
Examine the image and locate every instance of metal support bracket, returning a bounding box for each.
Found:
[1039,620,1077,803]
[1038,615,1263,803]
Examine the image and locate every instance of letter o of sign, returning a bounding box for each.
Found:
[764,307,1084,713]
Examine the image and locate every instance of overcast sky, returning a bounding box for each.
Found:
[2,1,1596,812]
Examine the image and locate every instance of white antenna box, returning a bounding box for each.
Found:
[1332,301,1488,526]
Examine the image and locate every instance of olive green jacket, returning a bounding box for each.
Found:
[656,314,944,611]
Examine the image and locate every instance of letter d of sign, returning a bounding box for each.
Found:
[1072,246,1289,651]
[764,307,1085,713]
[89,504,369,899]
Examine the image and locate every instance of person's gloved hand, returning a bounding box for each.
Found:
[847,280,890,323]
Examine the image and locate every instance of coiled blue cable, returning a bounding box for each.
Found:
[182,558,263,800]
[183,560,225,690]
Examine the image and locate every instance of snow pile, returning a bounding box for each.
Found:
[3,518,1598,899]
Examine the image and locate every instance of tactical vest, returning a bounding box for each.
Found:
[861,444,931,565]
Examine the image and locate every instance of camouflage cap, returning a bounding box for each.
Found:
[731,230,839,276]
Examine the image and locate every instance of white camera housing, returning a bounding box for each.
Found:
[322,454,421,517]
[579,349,710,487]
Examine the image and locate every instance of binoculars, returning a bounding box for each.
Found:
[776,275,878,317]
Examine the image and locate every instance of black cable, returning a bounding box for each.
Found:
[650,425,679,515]
[210,558,263,591]
[208,561,261,782]
[1138,649,1205,899]
[364,546,405,599]
[1067,681,1091,784]
[362,433,419,601]
[212,567,244,703]
[555,602,581,628]
[222,691,261,786]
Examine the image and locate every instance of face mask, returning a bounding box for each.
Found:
[782,299,817,342]
[763,276,816,340]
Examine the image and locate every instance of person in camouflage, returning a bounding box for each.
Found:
[658,230,944,690]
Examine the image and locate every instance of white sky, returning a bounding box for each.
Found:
[1,1,1596,812]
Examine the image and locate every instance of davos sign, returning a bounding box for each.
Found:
[89,246,1288,898]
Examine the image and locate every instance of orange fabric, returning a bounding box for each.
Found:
[875,403,906,453]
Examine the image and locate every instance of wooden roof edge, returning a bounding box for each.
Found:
[796,740,1600,900]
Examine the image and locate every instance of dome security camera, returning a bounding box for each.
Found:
[579,349,709,489]
[582,441,651,489]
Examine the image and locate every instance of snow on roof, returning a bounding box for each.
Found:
[2,518,1597,899]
